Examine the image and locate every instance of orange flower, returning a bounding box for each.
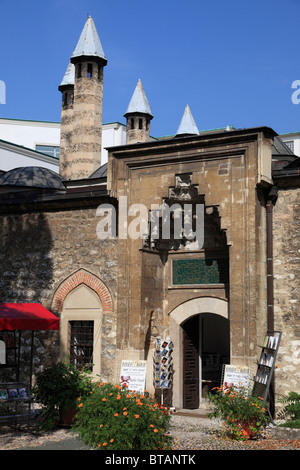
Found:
[110,439,114,443]
[123,407,127,410]
[100,424,103,428]
[123,411,128,416]
[109,393,113,396]
[103,442,107,446]
[135,414,139,419]
[154,429,158,433]
[102,398,106,402]
[150,424,154,428]
[78,397,81,401]
[116,395,121,400]
[78,403,83,408]
[114,413,118,416]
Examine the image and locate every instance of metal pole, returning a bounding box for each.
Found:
[29,331,34,387]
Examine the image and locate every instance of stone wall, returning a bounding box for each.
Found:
[0,204,118,382]
[273,187,300,398]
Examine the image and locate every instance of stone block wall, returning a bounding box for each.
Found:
[273,187,300,398]
[0,204,118,382]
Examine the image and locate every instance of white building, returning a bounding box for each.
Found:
[0,117,126,173]
[279,130,300,157]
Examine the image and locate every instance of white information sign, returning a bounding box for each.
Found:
[222,365,251,391]
[120,360,147,393]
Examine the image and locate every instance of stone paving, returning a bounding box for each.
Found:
[0,412,299,451]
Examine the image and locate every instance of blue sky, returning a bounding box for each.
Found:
[0,0,299,138]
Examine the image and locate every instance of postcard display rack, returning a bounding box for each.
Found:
[252,331,282,411]
[0,331,21,382]
[153,336,174,405]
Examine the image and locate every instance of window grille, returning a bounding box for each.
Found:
[69,321,94,371]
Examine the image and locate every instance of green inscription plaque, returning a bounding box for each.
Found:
[172,258,229,285]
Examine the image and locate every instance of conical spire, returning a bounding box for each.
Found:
[124,79,153,118]
[71,16,107,63]
[176,104,199,136]
[59,62,75,89]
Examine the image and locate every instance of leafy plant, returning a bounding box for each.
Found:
[279,392,300,428]
[72,381,174,450]
[208,383,269,440]
[33,361,93,430]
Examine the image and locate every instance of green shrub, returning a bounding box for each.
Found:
[208,383,269,440]
[279,391,300,428]
[279,418,300,429]
[33,361,93,430]
[72,381,174,450]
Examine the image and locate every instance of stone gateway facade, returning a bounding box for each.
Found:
[0,17,299,412]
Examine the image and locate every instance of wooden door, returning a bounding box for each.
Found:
[182,315,199,409]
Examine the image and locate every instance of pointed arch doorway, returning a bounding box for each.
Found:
[169,297,229,409]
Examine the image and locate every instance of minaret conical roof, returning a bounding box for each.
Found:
[124,79,153,118]
[59,62,75,89]
[176,104,199,136]
[71,16,107,63]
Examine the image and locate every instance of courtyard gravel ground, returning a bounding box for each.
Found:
[0,413,299,451]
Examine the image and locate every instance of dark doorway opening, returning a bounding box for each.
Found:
[182,313,230,408]
[200,313,230,399]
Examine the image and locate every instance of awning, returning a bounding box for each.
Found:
[0,303,60,331]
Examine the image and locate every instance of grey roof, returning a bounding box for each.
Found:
[176,105,199,136]
[272,136,295,156]
[71,16,106,62]
[0,167,66,191]
[89,162,108,179]
[59,62,75,88]
[124,79,153,118]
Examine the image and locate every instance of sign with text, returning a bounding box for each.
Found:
[222,365,251,391]
[120,360,147,393]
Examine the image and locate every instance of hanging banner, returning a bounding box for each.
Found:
[153,336,174,389]
[120,360,147,393]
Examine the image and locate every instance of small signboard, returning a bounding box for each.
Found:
[120,360,147,393]
[222,365,251,391]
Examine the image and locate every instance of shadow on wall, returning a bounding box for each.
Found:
[0,213,53,303]
[0,212,56,380]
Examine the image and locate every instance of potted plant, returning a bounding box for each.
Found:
[207,383,269,440]
[33,360,93,429]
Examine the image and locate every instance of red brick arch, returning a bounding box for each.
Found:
[51,269,113,314]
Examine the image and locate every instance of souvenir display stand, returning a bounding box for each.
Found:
[252,330,282,419]
[0,302,60,385]
[153,336,174,406]
[0,303,60,428]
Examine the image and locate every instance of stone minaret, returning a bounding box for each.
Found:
[124,79,153,144]
[59,16,107,180]
[58,62,74,176]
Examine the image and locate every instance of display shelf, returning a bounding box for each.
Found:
[252,330,282,412]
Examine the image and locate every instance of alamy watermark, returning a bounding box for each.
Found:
[0,80,6,104]
[96,196,204,248]
[291,80,300,104]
